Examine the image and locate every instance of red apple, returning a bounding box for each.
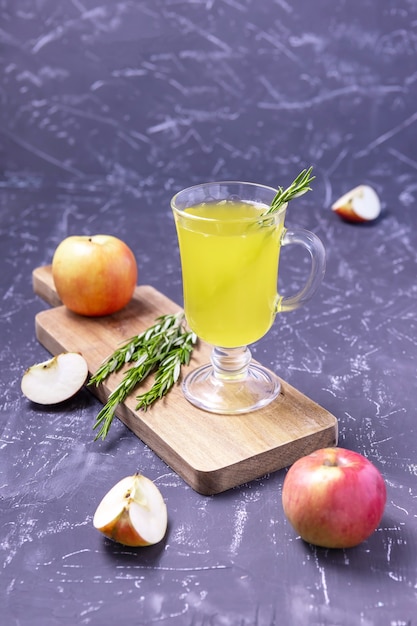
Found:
[52,235,138,316]
[282,447,386,549]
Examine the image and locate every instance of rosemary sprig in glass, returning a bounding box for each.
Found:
[89,312,197,441]
[265,166,315,215]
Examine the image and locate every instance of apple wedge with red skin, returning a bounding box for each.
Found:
[282,447,386,549]
[331,185,381,223]
[93,474,168,547]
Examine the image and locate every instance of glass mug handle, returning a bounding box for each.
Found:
[277,227,326,313]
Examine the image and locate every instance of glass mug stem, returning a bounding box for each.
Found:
[183,346,281,415]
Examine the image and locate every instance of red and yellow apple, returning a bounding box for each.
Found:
[282,447,386,549]
[52,235,137,316]
[93,474,168,547]
[331,184,381,223]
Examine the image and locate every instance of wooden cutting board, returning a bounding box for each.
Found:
[33,266,338,495]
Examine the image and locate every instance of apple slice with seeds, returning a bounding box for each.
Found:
[21,352,88,405]
[331,184,381,222]
[93,474,168,547]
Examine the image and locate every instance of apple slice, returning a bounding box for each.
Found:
[21,352,88,405]
[331,184,381,222]
[93,474,168,547]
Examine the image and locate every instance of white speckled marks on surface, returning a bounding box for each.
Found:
[1,0,417,624]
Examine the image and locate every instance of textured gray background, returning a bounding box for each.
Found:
[1,1,416,624]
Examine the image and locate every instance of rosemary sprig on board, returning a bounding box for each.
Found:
[265,166,315,215]
[89,312,197,441]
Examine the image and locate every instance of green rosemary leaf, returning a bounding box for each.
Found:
[90,312,197,440]
[265,166,315,215]
[135,328,196,411]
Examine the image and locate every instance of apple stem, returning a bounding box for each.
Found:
[322,449,339,467]
[323,459,337,467]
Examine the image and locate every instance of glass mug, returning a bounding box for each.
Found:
[171,181,325,414]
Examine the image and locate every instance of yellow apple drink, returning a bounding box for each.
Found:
[174,201,283,347]
[171,174,324,415]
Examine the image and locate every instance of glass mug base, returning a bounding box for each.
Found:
[182,348,281,414]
